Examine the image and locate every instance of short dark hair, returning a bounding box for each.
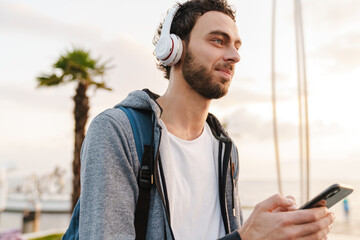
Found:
[153,0,236,79]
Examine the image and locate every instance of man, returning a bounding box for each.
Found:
[63,0,334,239]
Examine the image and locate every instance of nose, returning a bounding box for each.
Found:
[224,46,240,64]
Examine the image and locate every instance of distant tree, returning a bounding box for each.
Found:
[36,48,112,210]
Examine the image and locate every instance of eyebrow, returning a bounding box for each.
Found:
[208,30,242,46]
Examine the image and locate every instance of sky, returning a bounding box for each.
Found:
[1,0,359,197]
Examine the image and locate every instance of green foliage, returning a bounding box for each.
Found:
[36,48,112,91]
[37,74,63,87]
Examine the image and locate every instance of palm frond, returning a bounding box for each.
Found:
[37,74,63,87]
[36,47,112,89]
[89,79,112,91]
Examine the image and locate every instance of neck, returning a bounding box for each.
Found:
[157,74,211,141]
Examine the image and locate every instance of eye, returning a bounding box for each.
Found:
[212,38,223,45]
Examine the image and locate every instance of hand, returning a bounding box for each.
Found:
[239,194,335,240]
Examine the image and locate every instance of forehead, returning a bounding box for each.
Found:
[190,11,240,41]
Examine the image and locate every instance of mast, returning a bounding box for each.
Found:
[271,0,283,195]
[294,0,310,202]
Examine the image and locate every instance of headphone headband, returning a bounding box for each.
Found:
[160,6,179,39]
[155,6,183,66]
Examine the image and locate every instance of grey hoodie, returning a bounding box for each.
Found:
[78,89,243,239]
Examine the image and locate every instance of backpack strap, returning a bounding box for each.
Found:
[62,107,154,240]
[118,107,153,164]
[118,106,154,240]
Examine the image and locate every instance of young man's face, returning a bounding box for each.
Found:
[182,11,241,99]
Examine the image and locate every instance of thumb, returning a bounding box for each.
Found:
[257,194,295,212]
[285,195,298,211]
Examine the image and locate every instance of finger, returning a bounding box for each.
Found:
[285,195,297,204]
[286,207,330,225]
[273,206,288,212]
[294,212,334,237]
[297,226,330,240]
[284,195,297,211]
[272,204,297,212]
[287,204,298,211]
[256,194,295,212]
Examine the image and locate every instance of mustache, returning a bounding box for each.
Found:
[214,62,233,71]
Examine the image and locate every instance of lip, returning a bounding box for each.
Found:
[215,68,232,79]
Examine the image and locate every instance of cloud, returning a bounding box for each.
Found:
[218,86,271,106]
[299,0,360,73]
[223,108,295,141]
[222,108,342,141]
[0,83,75,112]
[91,37,168,99]
[214,74,297,108]
[0,2,102,42]
[310,32,360,72]
[0,33,168,112]
[303,0,360,29]
[310,120,343,137]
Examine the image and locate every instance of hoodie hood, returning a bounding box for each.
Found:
[115,89,162,119]
[206,113,232,143]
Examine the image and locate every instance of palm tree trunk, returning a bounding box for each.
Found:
[72,81,89,210]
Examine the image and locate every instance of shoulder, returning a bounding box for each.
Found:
[87,108,132,134]
[82,107,139,168]
[84,108,134,148]
[92,108,128,125]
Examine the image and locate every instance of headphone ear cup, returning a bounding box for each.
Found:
[155,36,173,64]
[160,34,183,66]
[168,34,183,66]
[155,6,181,66]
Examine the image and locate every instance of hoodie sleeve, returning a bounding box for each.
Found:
[79,108,140,240]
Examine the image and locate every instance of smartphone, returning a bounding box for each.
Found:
[299,183,353,209]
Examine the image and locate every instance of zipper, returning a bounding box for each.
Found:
[231,155,236,217]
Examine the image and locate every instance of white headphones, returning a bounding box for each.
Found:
[155,6,183,66]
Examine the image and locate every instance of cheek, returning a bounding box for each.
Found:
[190,45,218,64]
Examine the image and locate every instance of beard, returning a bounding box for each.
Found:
[182,50,231,99]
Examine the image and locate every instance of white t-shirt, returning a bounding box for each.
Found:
[158,119,225,240]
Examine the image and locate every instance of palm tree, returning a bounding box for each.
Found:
[37,48,112,210]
